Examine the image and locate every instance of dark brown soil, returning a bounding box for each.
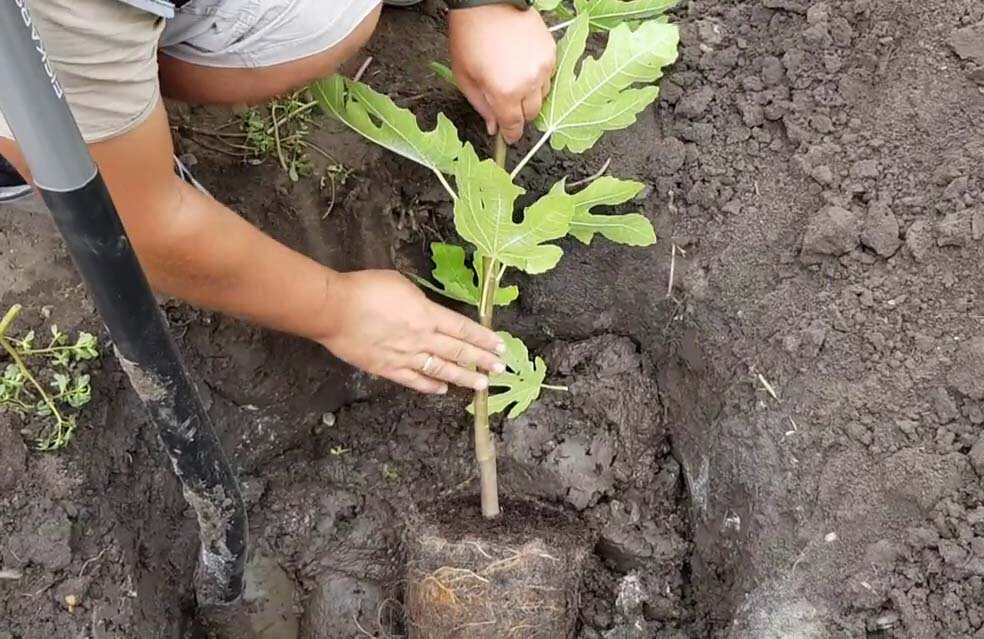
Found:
[415,496,588,545]
[5,0,984,638]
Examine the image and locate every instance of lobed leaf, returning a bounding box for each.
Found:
[417,243,518,307]
[453,145,573,274]
[574,0,677,31]
[536,15,679,153]
[566,177,656,245]
[312,75,463,175]
[468,332,547,419]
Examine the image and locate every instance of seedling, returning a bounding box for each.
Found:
[314,0,679,518]
[0,305,99,450]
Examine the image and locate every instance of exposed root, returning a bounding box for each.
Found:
[405,538,579,638]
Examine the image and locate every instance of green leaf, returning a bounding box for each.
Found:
[51,372,70,394]
[312,75,463,175]
[73,332,99,360]
[3,364,21,385]
[453,145,572,274]
[536,16,679,153]
[574,0,677,31]
[469,332,547,419]
[417,243,518,307]
[567,177,656,245]
[20,330,35,350]
[429,62,458,90]
[536,0,564,10]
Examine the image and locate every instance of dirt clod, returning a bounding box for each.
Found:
[801,205,861,260]
[947,337,984,399]
[949,20,984,64]
[861,202,901,257]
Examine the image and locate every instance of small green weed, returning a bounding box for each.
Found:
[238,91,337,182]
[0,305,100,450]
[382,464,399,481]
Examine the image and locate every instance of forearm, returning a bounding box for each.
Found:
[130,178,336,341]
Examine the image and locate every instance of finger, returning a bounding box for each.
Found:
[388,368,449,395]
[457,75,498,136]
[416,353,489,391]
[492,99,526,144]
[432,306,504,354]
[541,77,552,100]
[427,333,505,374]
[521,90,544,123]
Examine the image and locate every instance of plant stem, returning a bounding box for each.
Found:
[541,384,569,392]
[1,330,64,433]
[473,133,508,519]
[494,133,508,168]
[549,18,577,32]
[265,100,317,135]
[270,103,290,174]
[433,169,458,201]
[0,305,22,340]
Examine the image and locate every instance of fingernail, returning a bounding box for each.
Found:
[438,385,449,395]
[474,377,488,391]
[493,363,506,374]
[496,342,506,354]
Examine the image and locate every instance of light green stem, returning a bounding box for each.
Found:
[541,384,569,392]
[0,305,22,340]
[511,130,551,179]
[474,134,508,519]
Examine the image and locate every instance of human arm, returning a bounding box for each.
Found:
[0,101,503,394]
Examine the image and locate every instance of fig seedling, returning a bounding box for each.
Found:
[314,0,679,517]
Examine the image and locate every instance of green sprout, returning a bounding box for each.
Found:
[313,0,679,518]
[0,305,100,450]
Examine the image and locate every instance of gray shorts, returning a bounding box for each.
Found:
[0,0,381,143]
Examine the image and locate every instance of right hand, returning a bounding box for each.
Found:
[316,270,506,394]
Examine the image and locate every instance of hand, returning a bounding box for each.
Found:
[448,5,556,144]
[317,270,505,394]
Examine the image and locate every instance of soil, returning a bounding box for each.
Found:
[4,0,984,638]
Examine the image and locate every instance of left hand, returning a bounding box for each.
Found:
[448,5,556,144]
